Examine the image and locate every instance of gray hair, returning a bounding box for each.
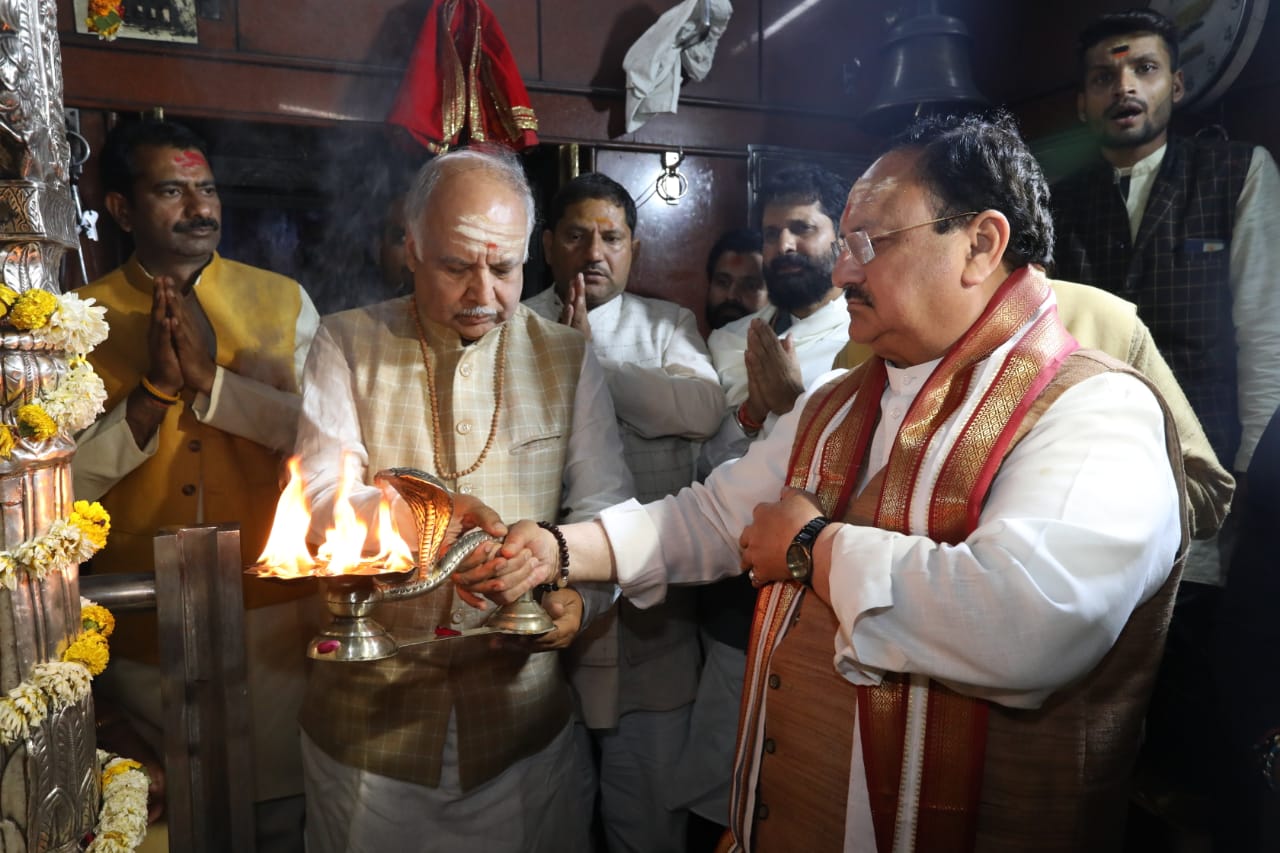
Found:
[404,144,536,261]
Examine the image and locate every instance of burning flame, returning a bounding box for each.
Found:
[251,455,415,579]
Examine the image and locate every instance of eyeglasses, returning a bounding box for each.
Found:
[830,212,979,266]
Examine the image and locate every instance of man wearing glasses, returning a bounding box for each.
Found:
[463,113,1189,851]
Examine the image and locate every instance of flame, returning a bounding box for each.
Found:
[251,454,415,579]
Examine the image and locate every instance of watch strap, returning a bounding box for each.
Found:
[793,515,831,548]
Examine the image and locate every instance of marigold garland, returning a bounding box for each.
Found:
[0,289,110,357]
[64,631,110,676]
[86,750,149,852]
[0,290,110,459]
[42,293,111,357]
[0,359,109,461]
[72,499,112,549]
[16,404,57,441]
[8,290,59,331]
[0,598,114,747]
[0,285,17,318]
[82,602,115,637]
[0,501,110,590]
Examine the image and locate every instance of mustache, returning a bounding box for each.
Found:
[843,285,872,306]
[768,253,823,276]
[708,302,750,325]
[173,217,220,234]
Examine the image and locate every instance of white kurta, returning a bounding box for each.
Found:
[608,364,1179,698]
[700,296,851,472]
[525,288,723,502]
[294,312,632,853]
[598,324,1181,843]
[525,287,725,851]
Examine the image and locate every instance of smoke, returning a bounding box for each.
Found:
[189,119,425,315]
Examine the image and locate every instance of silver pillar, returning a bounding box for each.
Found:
[0,0,99,851]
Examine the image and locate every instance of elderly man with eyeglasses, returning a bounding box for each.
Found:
[459,112,1193,852]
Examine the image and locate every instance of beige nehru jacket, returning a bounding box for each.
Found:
[300,301,586,790]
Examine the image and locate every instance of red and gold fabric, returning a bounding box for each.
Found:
[388,0,539,153]
[732,267,1083,850]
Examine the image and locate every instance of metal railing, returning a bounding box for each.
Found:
[81,524,257,853]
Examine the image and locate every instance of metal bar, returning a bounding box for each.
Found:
[78,573,156,612]
[155,524,257,853]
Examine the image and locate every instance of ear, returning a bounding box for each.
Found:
[104,192,132,233]
[630,238,642,264]
[1076,92,1086,124]
[404,231,420,272]
[541,228,553,262]
[960,210,1011,288]
[1171,69,1185,105]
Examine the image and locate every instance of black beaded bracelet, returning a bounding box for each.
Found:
[536,521,570,592]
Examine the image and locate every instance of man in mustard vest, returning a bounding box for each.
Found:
[293,145,632,852]
[73,119,320,852]
[467,113,1191,851]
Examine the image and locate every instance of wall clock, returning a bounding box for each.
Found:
[1148,0,1271,109]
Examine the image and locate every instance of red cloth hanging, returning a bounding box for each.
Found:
[387,0,539,153]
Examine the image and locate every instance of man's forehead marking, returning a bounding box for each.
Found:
[173,150,208,168]
[844,170,905,228]
[1110,43,1130,57]
[453,214,524,253]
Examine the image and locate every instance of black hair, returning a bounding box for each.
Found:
[1076,8,1180,82]
[545,172,637,235]
[891,110,1054,268]
[100,119,210,199]
[758,164,849,229]
[705,228,763,280]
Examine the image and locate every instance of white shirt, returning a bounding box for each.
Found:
[600,364,1181,709]
[700,295,850,473]
[525,288,724,501]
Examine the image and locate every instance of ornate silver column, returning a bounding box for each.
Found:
[0,0,100,851]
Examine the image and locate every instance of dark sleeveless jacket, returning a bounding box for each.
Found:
[1052,135,1254,468]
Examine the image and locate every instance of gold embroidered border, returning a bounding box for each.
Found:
[438,0,468,148]
[929,309,1075,541]
[875,268,1049,536]
[465,0,486,141]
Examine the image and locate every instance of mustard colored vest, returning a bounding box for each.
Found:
[79,254,306,663]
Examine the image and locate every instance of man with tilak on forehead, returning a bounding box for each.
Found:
[292,144,632,852]
[461,113,1187,852]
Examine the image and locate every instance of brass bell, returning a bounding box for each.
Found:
[861,0,988,135]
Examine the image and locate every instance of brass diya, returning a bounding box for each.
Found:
[303,467,554,662]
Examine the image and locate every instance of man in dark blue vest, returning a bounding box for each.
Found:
[1052,7,1280,833]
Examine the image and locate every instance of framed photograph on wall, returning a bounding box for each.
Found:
[75,0,199,44]
[746,144,873,226]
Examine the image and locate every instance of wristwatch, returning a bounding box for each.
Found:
[785,516,831,585]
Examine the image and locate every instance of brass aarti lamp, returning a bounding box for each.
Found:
[249,467,553,662]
